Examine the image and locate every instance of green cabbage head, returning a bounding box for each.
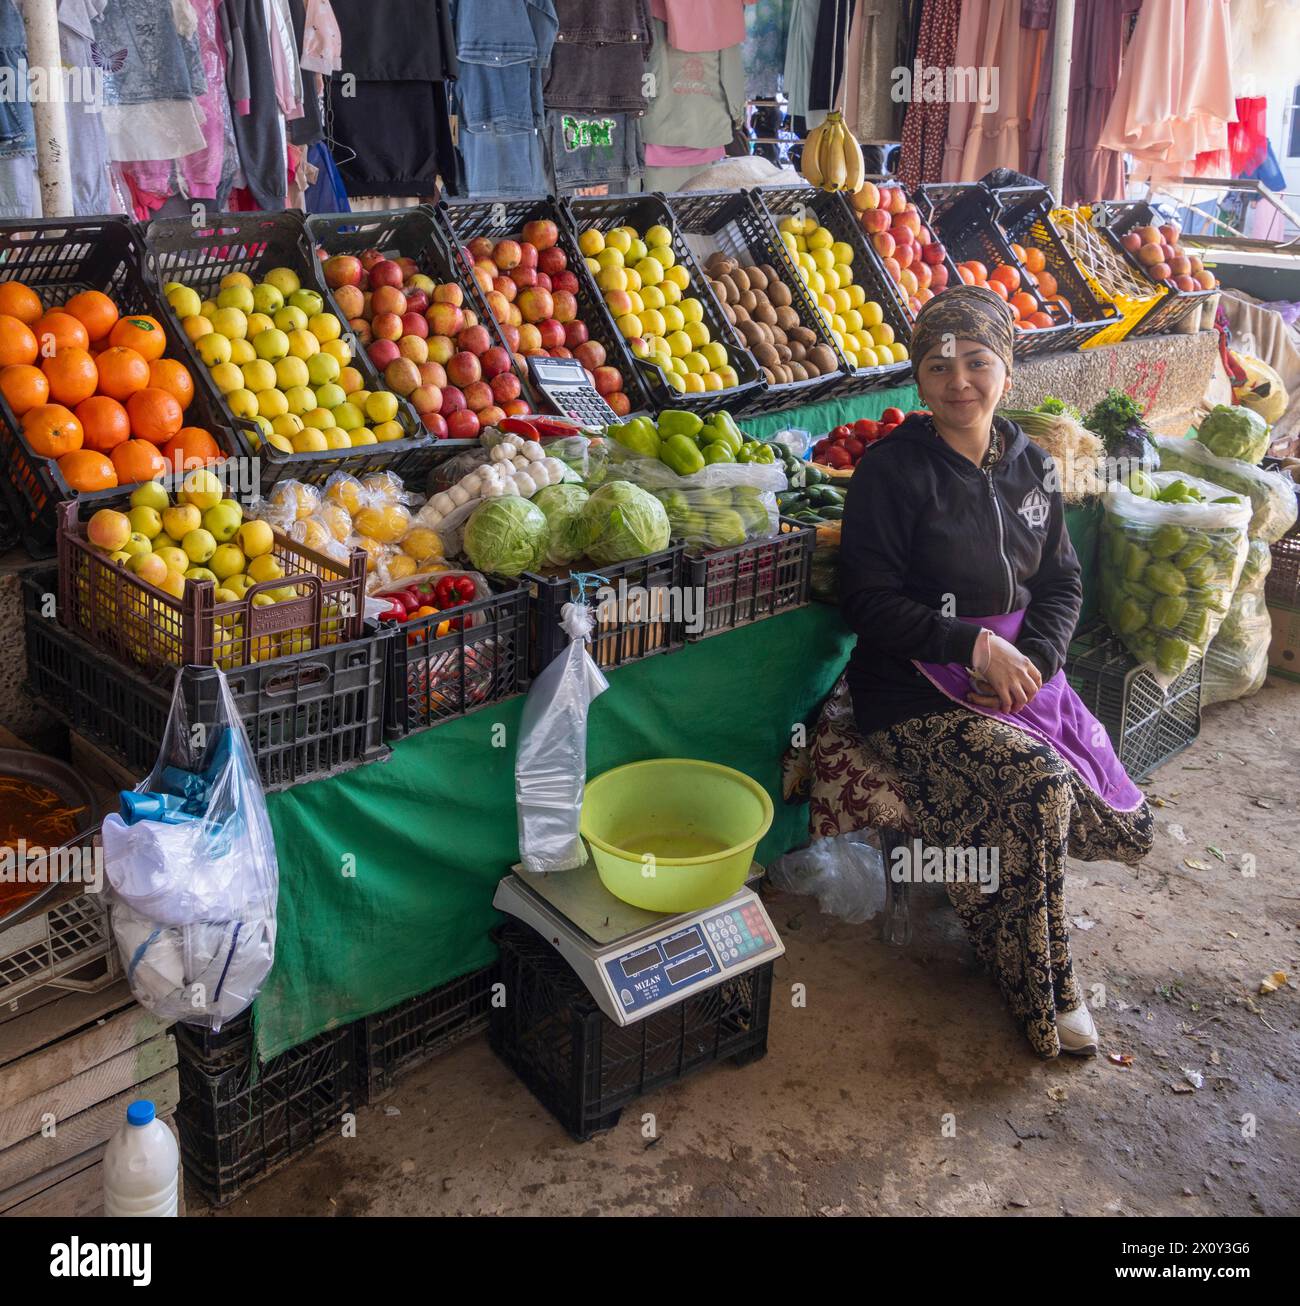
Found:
[581,481,671,565]
[1195,404,1270,464]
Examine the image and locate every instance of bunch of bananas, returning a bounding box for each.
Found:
[799,111,864,193]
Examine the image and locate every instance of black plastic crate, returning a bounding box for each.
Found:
[489,920,772,1141]
[23,569,392,792]
[526,544,685,677]
[685,522,814,641]
[143,211,431,492]
[0,215,250,557]
[666,190,845,414]
[560,193,765,412]
[173,1012,254,1073]
[1103,200,1215,337]
[360,965,497,1103]
[305,206,540,459]
[1065,621,1202,782]
[1266,524,1300,607]
[176,1023,359,1208]
[436,196,654,417]
[749,185,915,398]
[382,579,529,738]
[916,182,1080,358]
[989,184,1119,348]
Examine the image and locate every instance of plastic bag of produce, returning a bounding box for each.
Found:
[1202,538,1272,705]
[533,483,592,565]
[1194,403,1270,464]
[580,482,671,564]
[100,669,278,1030]
[1099,471,1250,686]
[655,483,779,549]
[1154,435,1297,543]
[463,496,550,576]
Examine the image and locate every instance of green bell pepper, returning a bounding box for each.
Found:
[705,508,747,549]
[736,441,775,464]
[1151,594,1188,630]
[709,410,745,445]
[703,443,736,465]
[1123,542,1150,583]
[1115,597,1147,635]
[1172,536,1210,567]
[661,432,705,476]
[699,421,742,456]
[1149,523,1188,558]
[1156,635,1193,678]
[657,409,704,440]
[608,417,661,458]
[1181,556,1218,588]
[1144,561,1187,597]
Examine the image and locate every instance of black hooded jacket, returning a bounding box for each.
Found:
[839,412,1083,735]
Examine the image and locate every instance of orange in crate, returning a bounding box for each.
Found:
[62,289,119,341]
[74,395,131,452]
[41,346,98,405]
[58,448,117,491]
[33,310,89,352]
[0,281,43,325]
[95,345,150,400]
[0,362,48,414]
[109,315,166,361]
[22,403,83,459]
[127,387,183,444]
[161,426,221,468]
[0,314,38,366]
[147,357,194,409]
[110,438,167,483]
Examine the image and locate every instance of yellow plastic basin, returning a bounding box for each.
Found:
[580,759,773,913]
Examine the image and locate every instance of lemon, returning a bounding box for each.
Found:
[678,297,703,325]
[667,330,692,357]
[860,300,884,327]
[683,320,709,348]
[847,284,866,307]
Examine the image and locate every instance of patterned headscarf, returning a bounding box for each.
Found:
[910,284,1015,374]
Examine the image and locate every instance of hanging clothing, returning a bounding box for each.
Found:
[286,0,324,147]
[839,0,866,134]
[220,0,286,207]
[546,0,652,116]
[649,0,754,52]
[854,0,911,143]
[1024,0,1138,204]
[782,0,821,121]
[742,0,791,100]
[807,0,859,113]
[642,19,745,148]
[298,0,340,73]
[941,0,1025,181]
[54,0,116,215]
[548,109,643,192]
[896,0,961,190]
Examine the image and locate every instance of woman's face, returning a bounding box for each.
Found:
[915,339,1011,432]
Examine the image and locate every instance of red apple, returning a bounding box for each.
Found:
[1121,231,1143,253]
[456,324,492,355]
[929,263,949,290]
[882,257,901,281]
[502,399,531,417]
[523,219,559,250]
[463,380,494,411]
[517,242,538,270]
[892,210,921,238]
[418,360,447,389]
[447,408,481,439]
[440,386,466,416]
[333,284,364,318]
[493,239,522,270]
[433,283,464,307]
[912,261,932,290]
[395,257,419,282]
[370,259,403,289]
[426,303,465,338]
[606,391,632,417]
[850,182,880,211]
[538,246,567,277]
[574,340,606,371]
[550,291,578,323]
[1149,262,1172,281]
[592,366,623,395]
[548,346,572,358]
[861,209,890,234]
[894,243,914,270]
[485,291,513,324]
[467,236,495,261]
[563,319,589,348]
[384,357,420,396]
[471,264,494,294]
[359,248,385,271]
[349,317,372,344]
[517,288,554,324]
[372,311,403,341]
[921,242,946,265]
[871,231,896,259]
[887,188,907,215]
[491,276,518,303]
[446,351,482,387]
[517,324,542,352]
[550,270,579,295]
[499,323,520,351]
[400,311,429,339]
[405,289,430,316]
[427,334,455,365]
[1174,274,1198,291]
[422,411,448,437]
[490,372,521,403]
[1137,225,1162,246]
[367,338,400,370]
[536,318,565,349]
[479,346,511,379]
[918,226,933,245]
[509,266,538,290]
[1169,255,1191,278]
[398,334,428,364]
[476,404,507,428]
[371,285,407,317]
[535,272,552,293]
[410,384,442,414]
[1159,223,1181,245]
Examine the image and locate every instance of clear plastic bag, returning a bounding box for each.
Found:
[515,595,609,874]
[1099,472,1251,686]
[766,831,886,924]
[654,484,779,548]
[101,669,278,1029]
[1202,539,1272,705]
[1154,435,1298,543]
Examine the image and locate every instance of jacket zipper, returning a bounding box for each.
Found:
[985,467,1014,614]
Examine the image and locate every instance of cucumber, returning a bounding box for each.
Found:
[803,462,827,486]
[818,505,844,520]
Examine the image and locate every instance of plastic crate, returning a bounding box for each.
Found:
[915,182,1080,358]
[172,1012,254,1073]
[1102,201,1215,337]
[142,211,431,491]
[1266,524,1300,608]
[382,579,529,737]
[684,522,814,641]
[988,185,1120,348]
[0,216,250,557]
[749,184,914,395]
[1065,621,1202,782]
[665,190,845,414]
[0,893,118,1005]
[489,920,772,1141]
[176,1023,359,1208]
[561,192,765,412]
[436,196,653,416]
[526,544,685,677]
[359,965,496,1103]
[57,492,366,672]
[24,569,391,792]
[305,206,540,456]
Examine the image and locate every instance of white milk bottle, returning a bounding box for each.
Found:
[103,1100,180,1216]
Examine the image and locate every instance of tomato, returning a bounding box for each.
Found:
[825,445,853,468]
[852,418,879,439]
[829,424,852,442]
[841,437,865,457]
[880,407,904,426]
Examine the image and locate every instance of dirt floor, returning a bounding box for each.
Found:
[209,678,1300,1218]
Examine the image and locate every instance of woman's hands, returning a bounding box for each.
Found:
[968,632,1042,713]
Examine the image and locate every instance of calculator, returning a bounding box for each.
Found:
[526,356,622,426]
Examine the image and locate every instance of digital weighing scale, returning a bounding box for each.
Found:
[493,858,784,1026]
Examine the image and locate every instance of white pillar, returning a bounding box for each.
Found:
[22,0,74,218]
[1043,0,1075,201]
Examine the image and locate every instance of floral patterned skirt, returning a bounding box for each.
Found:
[865,707,1154,1058]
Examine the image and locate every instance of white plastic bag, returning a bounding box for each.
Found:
[515,594,609,874]
[102,669,278,1030]
[1203,538,1272,705]
[1154,434,1298,543]
[766,831,886,924]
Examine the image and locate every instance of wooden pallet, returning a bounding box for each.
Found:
[0,979,180,1216]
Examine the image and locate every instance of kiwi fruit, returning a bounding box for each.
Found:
[745,264,768,291]
[705,252,735,278]
[775,342,792,362]
[719,275,740,304]
[767,281,792,308]
[774,364,792,384]
[731,267,751,292]
[789,325,817,346]
[738,289,758,313]
[761,366,777,386]
[788,362,809,382]
[737,319,764,346]
[752,301,777,328]
[753,342,780,370]
[731,303,751,323]
[769,323,787,344]
[788,340,807,363]
[774,304,800,331]
[721,303,736,325]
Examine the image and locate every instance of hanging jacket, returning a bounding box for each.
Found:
[839,413,1082,734]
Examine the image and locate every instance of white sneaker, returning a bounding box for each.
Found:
[1057,1004,1098,1057]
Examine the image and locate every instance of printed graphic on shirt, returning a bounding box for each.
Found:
[1018,487,1050,530]
[673,57,716,98]
[562,116,616,152]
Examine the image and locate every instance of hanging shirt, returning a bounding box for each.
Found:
[642,19,744,147]
[650,0,755,53]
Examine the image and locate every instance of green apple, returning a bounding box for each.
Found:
[332,401,364,431]
[236,519,274,559]
[253,328,290,361]
[274,356,309,389]
[265,586,299,602]
[162,503,202,539]
[129,481,170,513]
[252,282,284,314]
[314,382,345,410]
[287,288,323,317]
[121,532,153,559]
[264,267,301,297]
[214,587,241,604]
[216,285,254,313]
[182,528,217,564]
[226,573,257,597]
[273,305,308,333]
[154,546,189,574]
[302,406,334,430]
[127,505,162,539]
[209,543,246,581]
[203,502,243,543]
[246,554,284,584]
[184,566,218,583]
[284,385,316,416]
[306,352,340,386]
[364,390,399,423]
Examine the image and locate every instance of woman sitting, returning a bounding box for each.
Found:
[839,285,1153,1058]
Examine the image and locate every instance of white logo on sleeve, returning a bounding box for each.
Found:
[1018,488,1050,529]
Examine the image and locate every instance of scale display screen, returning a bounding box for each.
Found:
[662,929,702,961]
[665,952,712,985]
[619,947,661,980]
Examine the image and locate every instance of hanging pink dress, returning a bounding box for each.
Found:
[941,0,1025,181]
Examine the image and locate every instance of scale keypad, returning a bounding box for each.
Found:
[703,905,774,967]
